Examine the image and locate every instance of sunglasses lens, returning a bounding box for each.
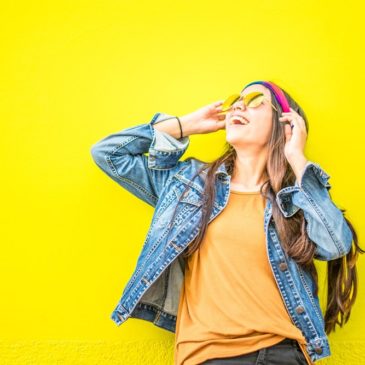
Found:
[244,92,265,107]
[221,91,266,113]
[221,94,241,112]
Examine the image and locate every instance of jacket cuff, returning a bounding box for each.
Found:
[276,161,332,218]
[147,112,190,169]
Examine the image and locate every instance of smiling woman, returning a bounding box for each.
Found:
[90,79,363,365]
[167,80,362,364]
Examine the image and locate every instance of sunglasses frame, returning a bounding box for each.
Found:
[224,91,278,112]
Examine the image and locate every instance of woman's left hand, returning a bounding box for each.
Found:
[279,107,308,162]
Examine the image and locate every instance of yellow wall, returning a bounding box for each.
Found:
[1,0,364,363]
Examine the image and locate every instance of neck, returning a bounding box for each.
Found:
[230,149,268,190]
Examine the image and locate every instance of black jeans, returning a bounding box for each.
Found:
[199,338,308,365]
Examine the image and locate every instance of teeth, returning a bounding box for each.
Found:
[230,115,249,125]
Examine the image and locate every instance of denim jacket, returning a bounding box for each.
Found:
[90,112,353,363]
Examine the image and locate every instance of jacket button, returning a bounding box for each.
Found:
[314,346,323,354]
[279,262,288,271]
[295,305,305,314]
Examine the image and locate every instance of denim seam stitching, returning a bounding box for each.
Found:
[105,136,159,203]
[297,265,324,325]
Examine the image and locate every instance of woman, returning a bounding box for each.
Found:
[90,80,363,365]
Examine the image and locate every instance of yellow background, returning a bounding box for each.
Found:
[1,0,364,363]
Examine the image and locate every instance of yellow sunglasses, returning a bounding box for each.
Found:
[220,91,278,113]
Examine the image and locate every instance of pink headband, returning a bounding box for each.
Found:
[242,81,291,112]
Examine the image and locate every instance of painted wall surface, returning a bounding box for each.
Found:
[1,0,364,364]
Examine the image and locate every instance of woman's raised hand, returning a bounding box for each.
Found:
[180,100,227,135]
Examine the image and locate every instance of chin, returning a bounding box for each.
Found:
[226,137,247,147]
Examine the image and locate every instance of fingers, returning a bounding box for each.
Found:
[214,100,224,106]
[217,113,227,121]
[215,121,226,130]
[279,116,299,134]
[213,100,225,112]
[283,122,292,142]
[279,116,293,124]
[216,106,227,116]
[279,107,306,131]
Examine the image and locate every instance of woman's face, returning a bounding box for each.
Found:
[225,84,274,150]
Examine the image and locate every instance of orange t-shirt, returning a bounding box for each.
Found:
[174,190,313,365]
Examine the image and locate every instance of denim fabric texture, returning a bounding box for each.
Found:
[90,112,353,363]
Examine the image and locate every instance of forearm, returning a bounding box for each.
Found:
[288,154,309,187]
[153,115,197,138]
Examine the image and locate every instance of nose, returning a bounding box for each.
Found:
[232,97,246,111]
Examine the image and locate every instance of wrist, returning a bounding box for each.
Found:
[179,114,198,136]
[288,154,308,185]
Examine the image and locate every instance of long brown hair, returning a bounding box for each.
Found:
[166,83,364,335]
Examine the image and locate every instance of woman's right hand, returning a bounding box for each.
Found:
[180,100,228,136]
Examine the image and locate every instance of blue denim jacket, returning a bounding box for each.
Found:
[90,112,353,363]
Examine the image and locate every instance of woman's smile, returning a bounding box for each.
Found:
[229,115,250,125]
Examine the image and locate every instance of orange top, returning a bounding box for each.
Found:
[174,190,313,365]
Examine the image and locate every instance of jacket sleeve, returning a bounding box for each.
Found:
[275,161,353,261]
[90,112,191,207]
